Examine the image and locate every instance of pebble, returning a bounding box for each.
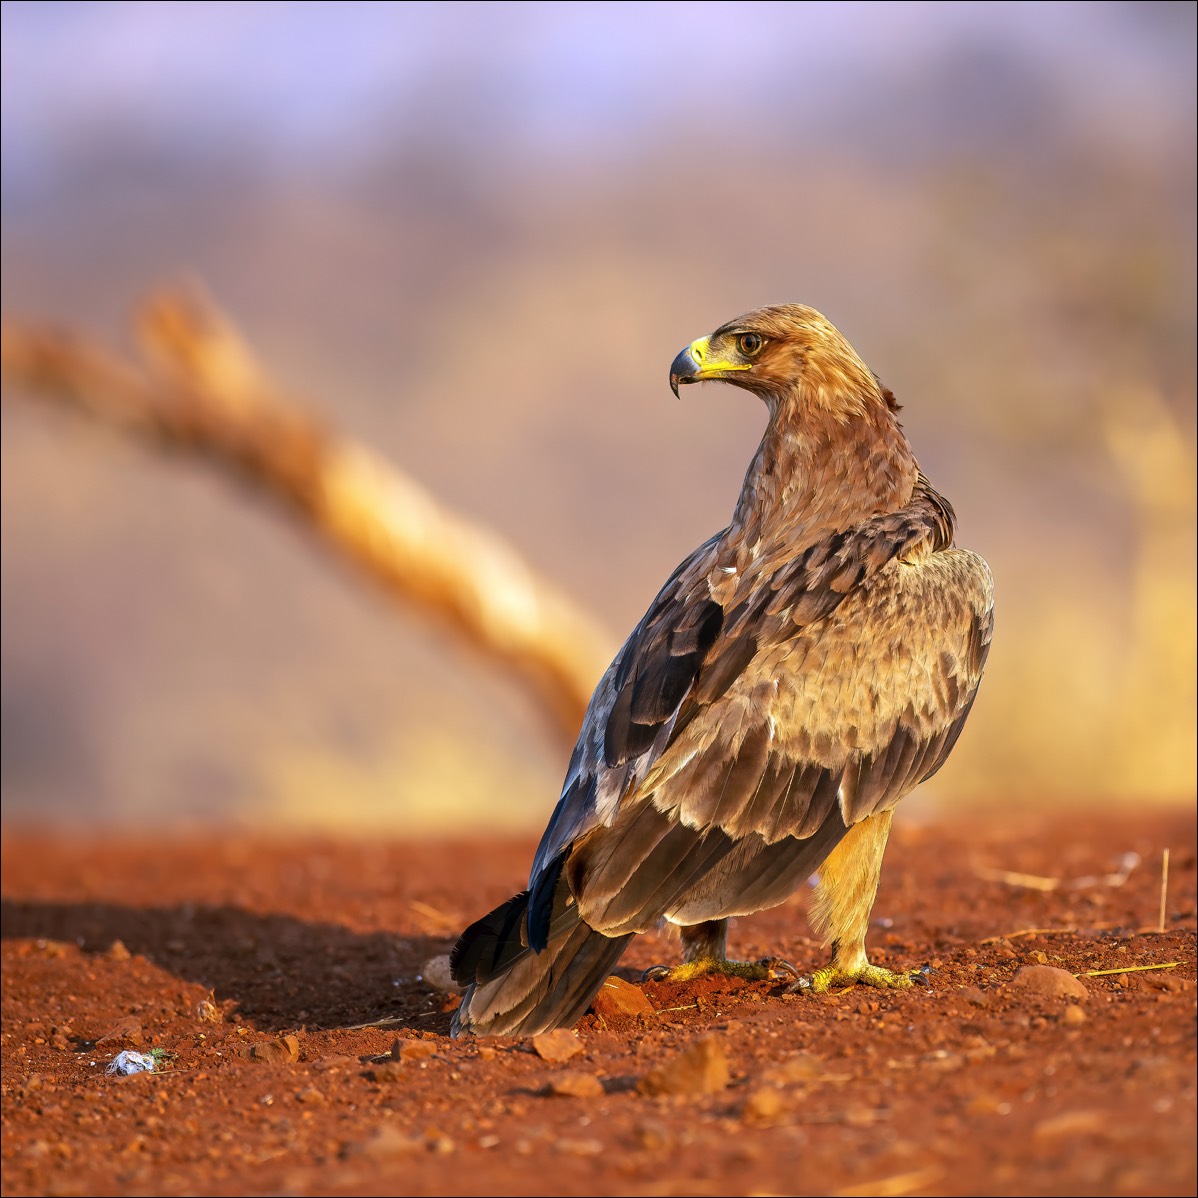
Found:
[343,1126,425,1159]
[546,1071,604,1098]
[531,1029,582,1063]
[313,1055,359,1072]
[106,940,132,961]
[763,1052,824,1085]
[591,976,654,1023]
[392,1038,438,1063]
[365,1060,405,1083]
[421,955,456,992]
[1009,965,1089,1002]
[957,986,991,1008]
[637,1037,729,1097]
[741,1086,785,1122]
[1062,1005,1088,1025]
[633,1119,673,1150]
[250,1034,300,1064]
[1144,972,1184,993]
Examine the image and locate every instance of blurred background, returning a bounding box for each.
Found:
[2,1,1194,833]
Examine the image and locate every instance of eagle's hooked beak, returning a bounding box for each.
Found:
[669,338,705,397]
[669,335,751,397]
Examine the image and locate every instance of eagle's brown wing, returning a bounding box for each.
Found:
[526,482,991,944]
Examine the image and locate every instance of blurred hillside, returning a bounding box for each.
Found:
[2,2,1195,830]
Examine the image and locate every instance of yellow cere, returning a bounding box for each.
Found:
[688,335,751,374]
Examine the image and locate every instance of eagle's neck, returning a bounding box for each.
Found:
[729,401,919,554]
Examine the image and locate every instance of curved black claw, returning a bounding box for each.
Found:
[641,964,673,983]
[759,956,801,981]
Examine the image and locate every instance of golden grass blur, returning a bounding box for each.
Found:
[956,384,1195,805]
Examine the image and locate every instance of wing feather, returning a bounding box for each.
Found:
[527,480,993,933]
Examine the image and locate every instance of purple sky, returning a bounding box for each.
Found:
[3,1,1192,188]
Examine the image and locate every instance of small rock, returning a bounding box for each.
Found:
[421,955,456,992]
[365,1060,405,1083]
[921,1048,966,1071]
[1062,1004,1088,1025]
[843,1104,880,1127]
[633,1119,673,1150]
[637,1037,729,1097]
[966,1092,1012,1116]
[391,1038,438,1063]
[958,986,991,1008]
[251,1034,300,1064]
[764,1052,824,1085]
[313,1055,359,1073]
[742,1086,785,1122]
[1009,965,1088,1002]
[343,1126,424,1159]
[546,1071,603,1098]
[96,1017,144,1047]
[295,1087,325,1104]
[963,1039,997,1062]
[531,1029,582,1063]
[1143,972,1184,993]
[591,976,654,1023]
[106,940,132,961]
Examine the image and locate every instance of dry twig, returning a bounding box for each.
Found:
[980,927,1078,943]
[975,851,1140,893]
[1075,962,1180,978]
[1159,848,1170,933]
[973,867,1061,891]
[1,288,615,742]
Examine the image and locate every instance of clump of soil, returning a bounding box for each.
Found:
[2,809,1194,1196]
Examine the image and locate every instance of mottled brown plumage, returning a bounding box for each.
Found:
[450,305,993,1036]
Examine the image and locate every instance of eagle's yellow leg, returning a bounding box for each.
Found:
[795,809,923,993]
[642,919,799,983]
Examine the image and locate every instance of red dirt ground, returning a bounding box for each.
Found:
[2,808,1194,1197]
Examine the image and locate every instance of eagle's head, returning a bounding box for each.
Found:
[669,304,898,420]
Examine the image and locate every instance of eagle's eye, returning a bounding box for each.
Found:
[738,332,764,356]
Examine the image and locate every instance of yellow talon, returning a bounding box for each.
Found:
[642,957,792,984]
[792,963,929,994]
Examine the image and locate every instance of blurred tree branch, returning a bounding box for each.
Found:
[1,287,615,744]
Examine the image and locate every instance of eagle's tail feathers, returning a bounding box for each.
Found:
[450,891,631,1037]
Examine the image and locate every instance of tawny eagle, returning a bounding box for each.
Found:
[450,304,993,1036]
